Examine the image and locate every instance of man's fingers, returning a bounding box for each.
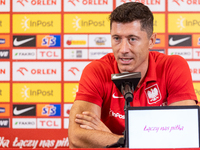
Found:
[76,113,98,125]
[80,125,93,130]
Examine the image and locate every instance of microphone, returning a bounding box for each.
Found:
[111,72,141,102]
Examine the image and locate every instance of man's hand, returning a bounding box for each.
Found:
[75,111,112,133]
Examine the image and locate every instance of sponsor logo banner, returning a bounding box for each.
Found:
[89,34,111,47]
[12,118,36,129]
[64,34,88,47]
[64,0,113,12]
[193,34,200,47]
[64,61,90,81]
[116,0,165,12]
[37,118,61,129]
[37,35,61,47]
[13,105,36,116]
[64,118,69,129]
[13,83,61,103]
[64,49,88,59]
[150,49,165,54]
[193,83,200,102]
[168,0,200,11]
[13,0,61,12]
[64,83,79,102]
[153,14,165,33]
[0,0,10,12]
[13,35,36,47]
[168,48,192,59]
[0,62,10,81]
[64,14,110,33]
[0,83,10,102]
[37,104,61,117]
[13,14,61,33]
[188,61,200,81]
[13,62,61,81]
[0,50,9,59]
[153,34,165,48]
[0,104,10,116]
[37,49,61,59]
[193,49,200,59]
[0,14,10,33]
[0,119,9,128]
[168,35,192,47]
[89,49,112,59]
[64,104,73,117]
[0,35,10,47]
[168,14,200,33]
[12,49,36,60]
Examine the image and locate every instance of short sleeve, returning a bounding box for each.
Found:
[166,55,197,104]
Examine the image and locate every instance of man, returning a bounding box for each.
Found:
[68,2,197,148]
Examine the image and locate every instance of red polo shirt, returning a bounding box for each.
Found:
[75,51,197,135]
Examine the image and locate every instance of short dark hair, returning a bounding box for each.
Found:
[109,2,154,38]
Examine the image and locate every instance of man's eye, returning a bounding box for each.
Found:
[130,38,135,42]
[114,37,119,41]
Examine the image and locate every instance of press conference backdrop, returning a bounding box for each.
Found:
[0,0,200,149]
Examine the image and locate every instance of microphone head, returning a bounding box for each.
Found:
[111,72,141,94]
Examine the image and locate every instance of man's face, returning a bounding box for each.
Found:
[111,21,155,73]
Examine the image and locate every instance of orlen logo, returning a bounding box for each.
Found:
[68,67,79,75]
[37,104,61,117]
[68,0,108,6]
[37,118,61,129]
[13,0,61,12]
[173,0,200,6]
[16,0,57,6]
[13,14,61,33]
[65,0,112,12]
[17,67,56,75]
[37,35,61,47]
[13,83,61,103]
[13,62,61,81]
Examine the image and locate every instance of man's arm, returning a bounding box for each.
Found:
[68,100,123,148]
[169,100,196,106]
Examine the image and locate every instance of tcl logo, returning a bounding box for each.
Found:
[37,49,61,59]
[37,118,61,129]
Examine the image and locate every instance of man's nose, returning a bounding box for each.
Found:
[119,39,130,53]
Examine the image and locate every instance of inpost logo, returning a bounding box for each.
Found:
[0,14,10,33]
[169,14,200,33]
[13,83,61,102]
[0,83,10,102]
[193,83,200,103]
[153,14,165,33]
[64,14,110,33]
[13,14,61,33]
[64,83,79,102]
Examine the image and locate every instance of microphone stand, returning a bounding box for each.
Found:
[106,82,134,148]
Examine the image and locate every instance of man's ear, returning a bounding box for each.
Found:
[149,33,157,49]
